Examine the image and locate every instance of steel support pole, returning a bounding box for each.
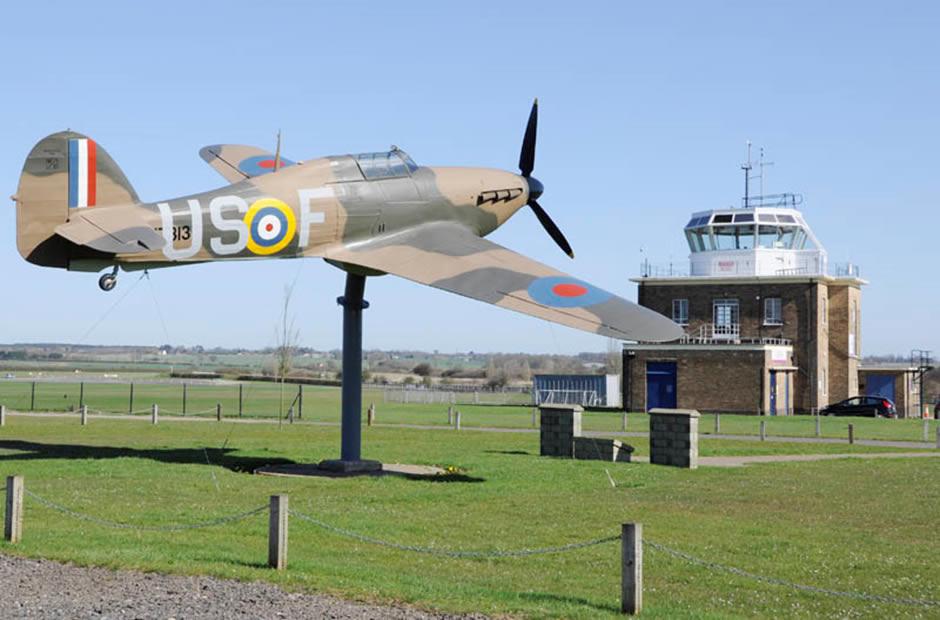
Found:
[340,274,366,462]
[320,273,381,473]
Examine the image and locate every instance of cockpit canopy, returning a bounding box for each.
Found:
[354,149,418,180]
[684,209,820,253]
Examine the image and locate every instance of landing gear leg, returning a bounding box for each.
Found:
[98,267,118,292]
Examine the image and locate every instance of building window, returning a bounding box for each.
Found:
[712,299,740,339]
[672,299,689,325]
[764,297,783,325]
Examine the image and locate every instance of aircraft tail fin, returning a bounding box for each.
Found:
[14,131,140,268]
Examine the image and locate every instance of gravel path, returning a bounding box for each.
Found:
[0,554,484,620]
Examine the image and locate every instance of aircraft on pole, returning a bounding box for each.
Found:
[13,101,681,344]
[14,101,681,471]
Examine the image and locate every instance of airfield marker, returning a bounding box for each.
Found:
[268,494,289,570]
[80,405,88,426]
[4,475,24,544]
[621,523,642,615]
[151,404,158,425]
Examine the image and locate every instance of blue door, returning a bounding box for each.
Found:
[647,362,677,410]
[865,374,895,402]
[769,372,777,416]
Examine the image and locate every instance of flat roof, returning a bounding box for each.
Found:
[632,274,867,286]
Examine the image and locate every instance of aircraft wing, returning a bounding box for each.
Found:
[198,144,294,184]
[55,206,164,254]
[324,223,683,342]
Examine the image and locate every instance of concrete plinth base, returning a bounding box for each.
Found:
[317,459,383,474]
[256,462,445,480]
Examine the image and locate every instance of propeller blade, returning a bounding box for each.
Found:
[518,99,538,177]
[529,199,574,259]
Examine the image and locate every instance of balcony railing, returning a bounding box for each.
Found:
[674,323,792,346]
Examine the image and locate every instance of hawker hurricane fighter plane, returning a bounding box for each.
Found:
[14,102,681,343]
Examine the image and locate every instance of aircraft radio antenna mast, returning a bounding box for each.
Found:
[274,129,282,172]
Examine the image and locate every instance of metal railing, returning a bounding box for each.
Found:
[678,324,791,346]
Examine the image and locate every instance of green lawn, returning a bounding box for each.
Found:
[1,416,938,618]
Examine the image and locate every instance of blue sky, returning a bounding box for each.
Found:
[0,1,936,356]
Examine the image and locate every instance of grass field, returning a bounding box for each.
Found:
[2,379,938,444]
[1,416,938,618]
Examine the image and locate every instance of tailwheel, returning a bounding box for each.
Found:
[98,269,118,292]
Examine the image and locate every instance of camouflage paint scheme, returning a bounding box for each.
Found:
[14,130,682,342]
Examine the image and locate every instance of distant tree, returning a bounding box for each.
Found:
[403,376,415,385]
[413,362,433,377]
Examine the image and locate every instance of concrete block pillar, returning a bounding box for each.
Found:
[649,408,700,469]
[539,404,583,457]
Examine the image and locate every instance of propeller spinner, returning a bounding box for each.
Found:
[518,99,574,259]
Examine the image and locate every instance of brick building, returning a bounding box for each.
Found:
[623,194,864,415]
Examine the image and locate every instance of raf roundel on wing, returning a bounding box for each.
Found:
[527,276,613,308]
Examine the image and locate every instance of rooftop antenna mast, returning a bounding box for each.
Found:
[741,140,753,208]
[758,146,774,198]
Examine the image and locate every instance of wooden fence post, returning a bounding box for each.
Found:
[268,494,288,570]
[216,403,222,422]
[80,405,88,426]
[0,404,5,427]
[79,382,84,408]
[182,384,188,416]
[815,413,821,437]
[297,385,303,420]
[715,413,720,434]
[238,384,243,418]
[367,403,375,427]
[151,404,159,425]
[447,406,453,426]
[128,382,135,414]
[30,381,35,411]
[5,475,24,544]
[848,423,855,445]
[454,409,461,431]
[621,523,642,615]
[759,420,766,441]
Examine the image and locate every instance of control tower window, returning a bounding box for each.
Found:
[758,225,800,249]
[714,225,755,250]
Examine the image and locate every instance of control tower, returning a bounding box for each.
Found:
[624,154,865,415]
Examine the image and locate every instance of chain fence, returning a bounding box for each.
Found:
[645,539,940,608]
[23,489,267,532]
[5,483,940,610]
[290,509,618,559]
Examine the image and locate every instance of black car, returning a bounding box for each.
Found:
[821,396,897,418]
